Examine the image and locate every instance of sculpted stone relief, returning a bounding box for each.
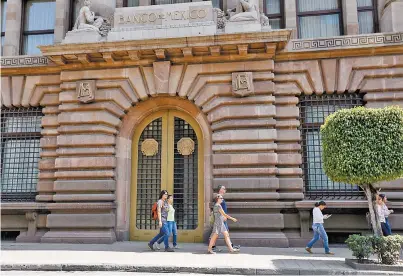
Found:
[72,0,111,36]
[229,0,259,22]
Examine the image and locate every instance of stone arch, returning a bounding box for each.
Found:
[115,96,212,241]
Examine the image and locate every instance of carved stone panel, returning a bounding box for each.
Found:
[141,139,159,157]
[177,137,195,156]
[76,80,96,103]
[232,72,254,97]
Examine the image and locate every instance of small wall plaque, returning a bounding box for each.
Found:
[76,80,96,103]
[232,72,254,97]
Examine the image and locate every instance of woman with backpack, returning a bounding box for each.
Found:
[207,194,239,254]
[148,190,174,252]
[155,194,178,250]
[305,201,334,255]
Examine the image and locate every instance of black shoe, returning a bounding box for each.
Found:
[148,243,155,251]
[165,247,175,252]
[233,245,241,250]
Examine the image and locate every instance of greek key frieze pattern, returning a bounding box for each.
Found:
[292,33,403,51]
[1,56,50,68]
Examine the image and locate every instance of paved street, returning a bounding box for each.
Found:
[2,241,402,275]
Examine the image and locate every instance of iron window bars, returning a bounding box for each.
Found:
[299,93,364,200]
[1,107,42,202]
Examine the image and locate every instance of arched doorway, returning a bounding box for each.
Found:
[129,110,204,242]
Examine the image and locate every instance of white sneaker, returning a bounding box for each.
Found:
[173,245,179,249]
[155,243,161,250]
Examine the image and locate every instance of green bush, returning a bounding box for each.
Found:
[345,234,373,262]
[346,234,403,265]
[321,106,403,185]
[372,235,403,265]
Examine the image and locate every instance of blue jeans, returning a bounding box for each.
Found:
[157,221,177,246]
[149,222,169,249]
[381,220,392,236]
[385,218,392,235]
[307,223,330,253]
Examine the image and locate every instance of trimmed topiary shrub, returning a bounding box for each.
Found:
[345,234,374,262]
[321,106,403,236]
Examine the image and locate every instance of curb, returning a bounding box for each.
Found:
[2,263,403,275]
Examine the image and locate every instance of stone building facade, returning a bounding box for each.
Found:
[1,0,403,246]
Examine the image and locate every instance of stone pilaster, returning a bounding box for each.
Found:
[284,0,297,39]
[380,0,403,32]
[3,0,22,56]
[54,0,71,44]
[342,0,359,35]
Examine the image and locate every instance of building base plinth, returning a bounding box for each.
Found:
[62,30,104,44]
[225,21,261,33]
[16,230,47,243]
[41,230,116,244]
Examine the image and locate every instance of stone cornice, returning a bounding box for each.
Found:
[2,31,403,75]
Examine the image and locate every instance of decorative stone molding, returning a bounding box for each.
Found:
[290,32,403,51]
[232,72,254,97]
[141,139,159,156]
[76,80,96,103]
[1,56,50,68]
[177,137,195,156]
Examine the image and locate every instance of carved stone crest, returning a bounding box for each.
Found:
[177,137,195,156]
[76,80,96,103]
[141,139,159,157]
[232,72,254,97]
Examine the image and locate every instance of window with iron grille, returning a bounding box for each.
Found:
[1,107,43,202]
[299,94,364,200]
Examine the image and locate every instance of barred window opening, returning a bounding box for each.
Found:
[299,93,365,200]
[1,107,43,202]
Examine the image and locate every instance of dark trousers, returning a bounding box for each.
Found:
[381,222,391,236]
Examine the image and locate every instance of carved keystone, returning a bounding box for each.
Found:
[232,72,254,97]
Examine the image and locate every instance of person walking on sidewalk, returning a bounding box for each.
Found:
[212,185,240,252]
[208,194,240,254]
[155,194,179,250]
[377,195,391,236]
[148,190,174,252]
[379,194,393,235]
[305,201,334,255]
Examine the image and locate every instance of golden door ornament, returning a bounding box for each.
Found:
[177,137,195,156]
[141,138,159,156]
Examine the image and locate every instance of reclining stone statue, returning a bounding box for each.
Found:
[72,0,110,36]
[229,0,259,22]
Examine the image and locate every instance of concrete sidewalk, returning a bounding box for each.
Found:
[1,242,402,275]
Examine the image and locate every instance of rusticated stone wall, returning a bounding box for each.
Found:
[1,52,403,245]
